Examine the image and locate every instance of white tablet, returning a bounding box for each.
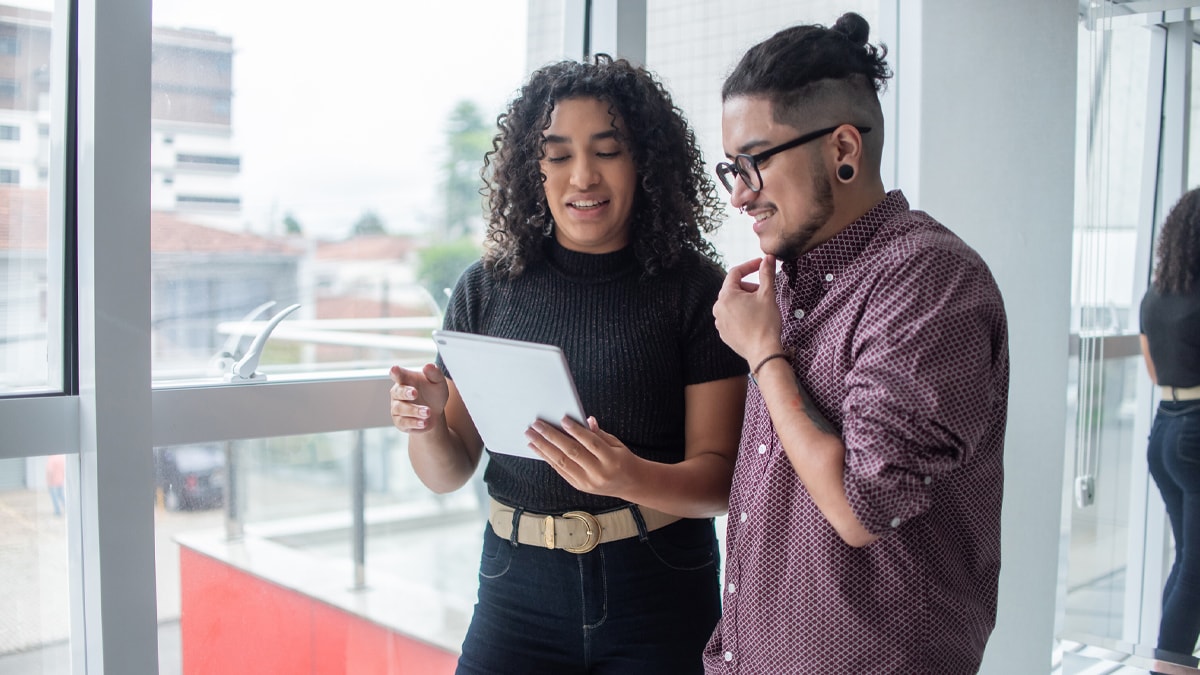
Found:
[432,330,587,461]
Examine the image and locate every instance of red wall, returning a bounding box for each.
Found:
[180,547,458,674]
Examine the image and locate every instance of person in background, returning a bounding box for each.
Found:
[708,13,1009,674]
[389,55,746,674]
[1140,185,1200,660]
[45,453,65,517]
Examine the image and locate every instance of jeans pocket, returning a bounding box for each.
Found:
[1174,415,1200,466]
[479,526,514,579]
[645,520,717,572]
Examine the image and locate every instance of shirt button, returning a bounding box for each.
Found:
[793,308,805,319]
[890,517,902,528]
[727,582,736,593]
[924,476,932,485]
[758,443,767,454]
[824,273,834,282]
[724,651,734,662]
[739,512,748,523]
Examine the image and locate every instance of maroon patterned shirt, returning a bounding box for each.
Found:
[704,191,1009,674]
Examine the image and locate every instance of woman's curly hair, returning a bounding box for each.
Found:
[1153,186,1200,294]
[480,54,725,279]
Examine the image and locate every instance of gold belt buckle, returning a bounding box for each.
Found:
[561,510,602,553]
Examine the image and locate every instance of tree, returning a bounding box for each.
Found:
[282,212,303,236]
[417,236,482,309]
[440,100,493,241]
[351,210,387,236]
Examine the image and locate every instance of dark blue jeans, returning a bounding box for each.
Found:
[1147,399,1200,657]
[456,515,721,675]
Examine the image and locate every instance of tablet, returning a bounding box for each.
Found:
[432,330,587,461]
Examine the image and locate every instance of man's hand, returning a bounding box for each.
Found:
[389,363,450,433]
[714,255,786,364]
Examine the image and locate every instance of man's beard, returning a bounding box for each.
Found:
[772,163,834,260]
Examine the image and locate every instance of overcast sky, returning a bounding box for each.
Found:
[161,0,530,239]
[19,0,530,239]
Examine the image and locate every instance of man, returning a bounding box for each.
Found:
[707,13,1009,674]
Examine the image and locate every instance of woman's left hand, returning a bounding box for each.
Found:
[526,416,640,499]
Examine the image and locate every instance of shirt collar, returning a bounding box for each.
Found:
[788,189,909,281]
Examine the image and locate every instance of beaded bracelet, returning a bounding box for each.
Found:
[751,352,791,380]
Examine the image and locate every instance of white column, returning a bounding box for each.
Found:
[895,2,1077,673]
[588,0,646,65]
[76,0,158,670]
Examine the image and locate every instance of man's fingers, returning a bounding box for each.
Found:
[723,257,763,290]
[759,255,777,296]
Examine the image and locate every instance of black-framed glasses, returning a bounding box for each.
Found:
[715,125,871,193]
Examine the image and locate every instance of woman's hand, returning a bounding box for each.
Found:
[526,416,642,499]
[389,363,450,433]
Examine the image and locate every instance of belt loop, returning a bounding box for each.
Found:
[508,506,524,548]
[1173,387,1180,402]
[629,504,650,542]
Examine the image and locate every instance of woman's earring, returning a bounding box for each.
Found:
[837,164,855,181]
[542,219,554,236]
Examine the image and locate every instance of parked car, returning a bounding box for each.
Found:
[154,444,226,511]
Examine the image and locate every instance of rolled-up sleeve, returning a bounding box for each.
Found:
[840,245,1008,535]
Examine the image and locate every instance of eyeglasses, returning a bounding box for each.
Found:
[715,125,871,193]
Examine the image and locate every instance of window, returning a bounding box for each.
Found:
[175,194,240,206]
[0,124,20,140]
[0,168,19,184]
[143,1,530,670]
[175,152,239,169]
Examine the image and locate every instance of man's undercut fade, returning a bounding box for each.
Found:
[722,13,892,131]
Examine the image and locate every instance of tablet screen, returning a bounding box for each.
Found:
[432,330,587,461]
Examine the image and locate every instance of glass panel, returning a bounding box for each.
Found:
[0,1,62,395]
[0,454,71,675]
[148,1,528,382]
[1059,18,1153,647]
[155,432,480,673]
[645,0,881,266]
[1190,40,1199,187]
[1060,354,1139,637]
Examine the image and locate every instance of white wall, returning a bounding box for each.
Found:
[895,1,1077,672]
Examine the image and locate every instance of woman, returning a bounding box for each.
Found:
[389,55,747,674]
[1140,186,1200,659]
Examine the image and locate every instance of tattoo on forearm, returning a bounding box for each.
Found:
[795,378,838,436]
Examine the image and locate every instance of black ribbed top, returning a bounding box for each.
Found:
[440,238,747,513]
[1140,286,1200,387]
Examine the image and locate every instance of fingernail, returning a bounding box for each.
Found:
[406,387,417,398]
[418,407,429,418]
[414,419,424,429]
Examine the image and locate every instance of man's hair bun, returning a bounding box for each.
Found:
[832,12,870,46]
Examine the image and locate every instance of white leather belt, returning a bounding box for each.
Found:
[1161,385,1200,402]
